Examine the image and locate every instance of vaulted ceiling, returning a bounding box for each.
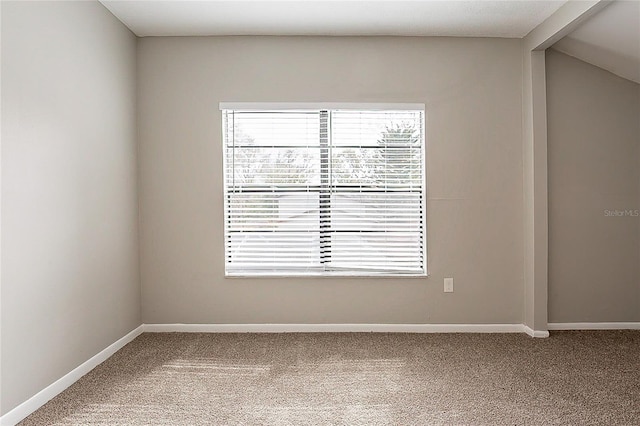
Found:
[553,0,640,84]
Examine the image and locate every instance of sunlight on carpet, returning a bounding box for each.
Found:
[17,332,640,425]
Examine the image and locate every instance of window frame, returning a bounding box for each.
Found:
[221,102,428,278]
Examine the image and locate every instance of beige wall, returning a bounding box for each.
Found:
[547,49,640,322]
[1,1,140,414]
[137,36,524,325]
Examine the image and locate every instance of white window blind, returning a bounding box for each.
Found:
[222,104,426,276]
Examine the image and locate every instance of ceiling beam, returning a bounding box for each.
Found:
[524,0,610,51]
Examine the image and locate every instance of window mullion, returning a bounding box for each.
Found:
[319,110,331,267]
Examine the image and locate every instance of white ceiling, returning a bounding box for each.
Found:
[100,1,567,38]
[553,0,640,84]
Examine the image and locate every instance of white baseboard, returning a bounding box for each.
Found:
[143,323,529,334]
[522,325,550,338]
[0,325,144,426]
[548,322,640,330]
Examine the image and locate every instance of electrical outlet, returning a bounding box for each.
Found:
[444,277,454,293]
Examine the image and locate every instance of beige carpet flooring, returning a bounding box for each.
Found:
[18,331,640,425]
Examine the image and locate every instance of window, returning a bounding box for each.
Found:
[221,103,426,277]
